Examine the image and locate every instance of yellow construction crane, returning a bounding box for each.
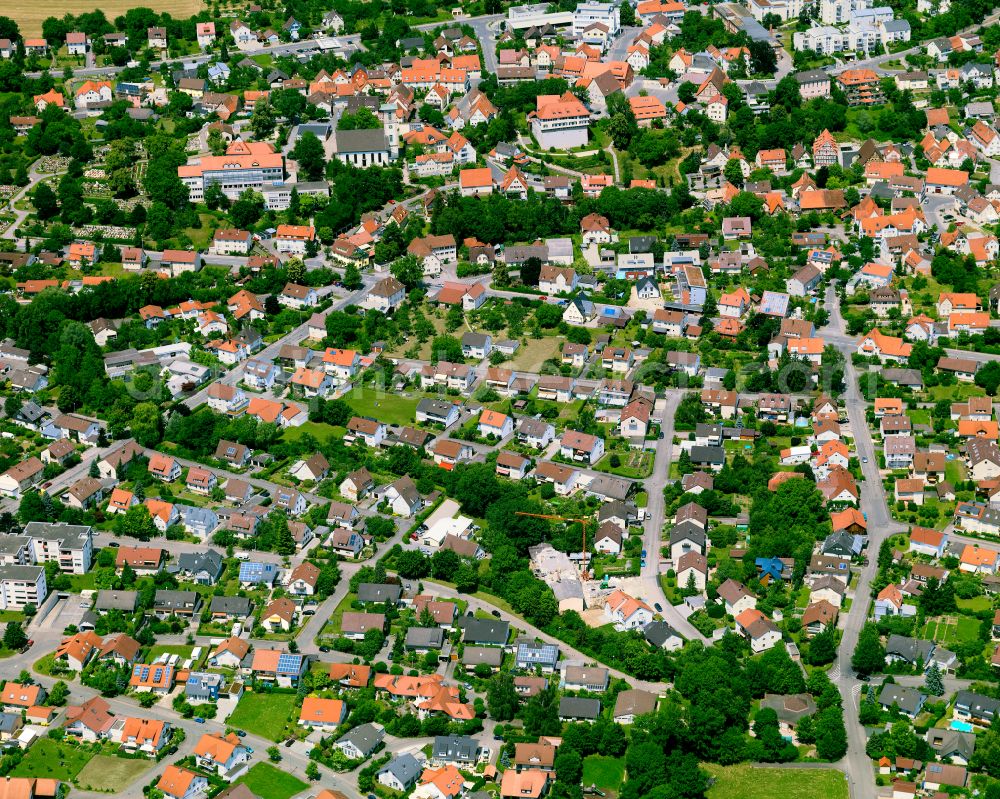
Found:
[515,511,593,578]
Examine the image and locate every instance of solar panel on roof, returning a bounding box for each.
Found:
[277,653,301,673]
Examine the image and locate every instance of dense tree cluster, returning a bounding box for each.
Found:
[430,185,691,245]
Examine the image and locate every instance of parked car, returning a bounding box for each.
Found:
[194,717,206,724]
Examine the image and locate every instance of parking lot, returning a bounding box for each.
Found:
[35,596,90,633]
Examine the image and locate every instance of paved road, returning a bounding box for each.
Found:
[0,446,101,515]
[824,282,904,799]
[464,15,504,75]
[2,162,68,243]
[416,580,668,692]
[92,531,287,564]
[26,35,364,82]
[639,390,707,642]
[8,625,364,799]
[819,299,999,367]
[823,10,1000,76]
[180,280,369,409]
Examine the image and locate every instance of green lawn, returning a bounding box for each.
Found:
[235,763,308,799]
[956,596,991,612]
[75,755,152,791]
[321,592,357,639]
[282,420,346,444]
[704,764,848,799]
[342,387,419,426]
[508,337,561,372]
[63,572,97,592]
[927,383,986,401]
[945,460,965,485]
[227,691,300,741]
[583,755,625,795]
[10,738,95,781]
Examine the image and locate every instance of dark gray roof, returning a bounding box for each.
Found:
[586,475,632,501]
[597,500,638,523]
[417,397,457,417]
[357,583,402,604]
[209,596,253,616]
[882,368,923,387]
[823,531,863,557]
[690,445,725,464]
[337,722,385,756]
[461,646,504,666]
[794,69,830,84]
[886,635,935,664]
[405,626,444,648]
[336,128,389,154]
[22,521,91,550]
[954,690,1000,719]
[433,735,478,762]
[95,590,138,612]
[878,684,924,715]
[456,616,509,645]
[643,620,682,647]
[669,521,706,547]
[927,728,976,760]
[559,696,601,719]
[154,590,201,610]
[377,753,422,786]
[0,712,20,733]
[176,549,224,579]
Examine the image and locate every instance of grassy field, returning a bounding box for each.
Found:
[6,0,205,35]
[945,459,965,485]
[76,755,152,791]
[508,337,561,372]
[927,383,986,401]
[227,691,299,741]
[322,592,357,637]
[282,420,347,444]
[235,763,308,799]
[583,755,625,796]
[10,738,94,781]
[342,387,419,426]
[956,596,992,612]
[704,764,848,799]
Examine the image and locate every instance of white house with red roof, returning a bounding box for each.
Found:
[603,588,654,630]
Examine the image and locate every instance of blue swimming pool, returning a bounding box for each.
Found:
[950,720,974,733]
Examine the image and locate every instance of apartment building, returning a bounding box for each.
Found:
[0,564,47,610]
